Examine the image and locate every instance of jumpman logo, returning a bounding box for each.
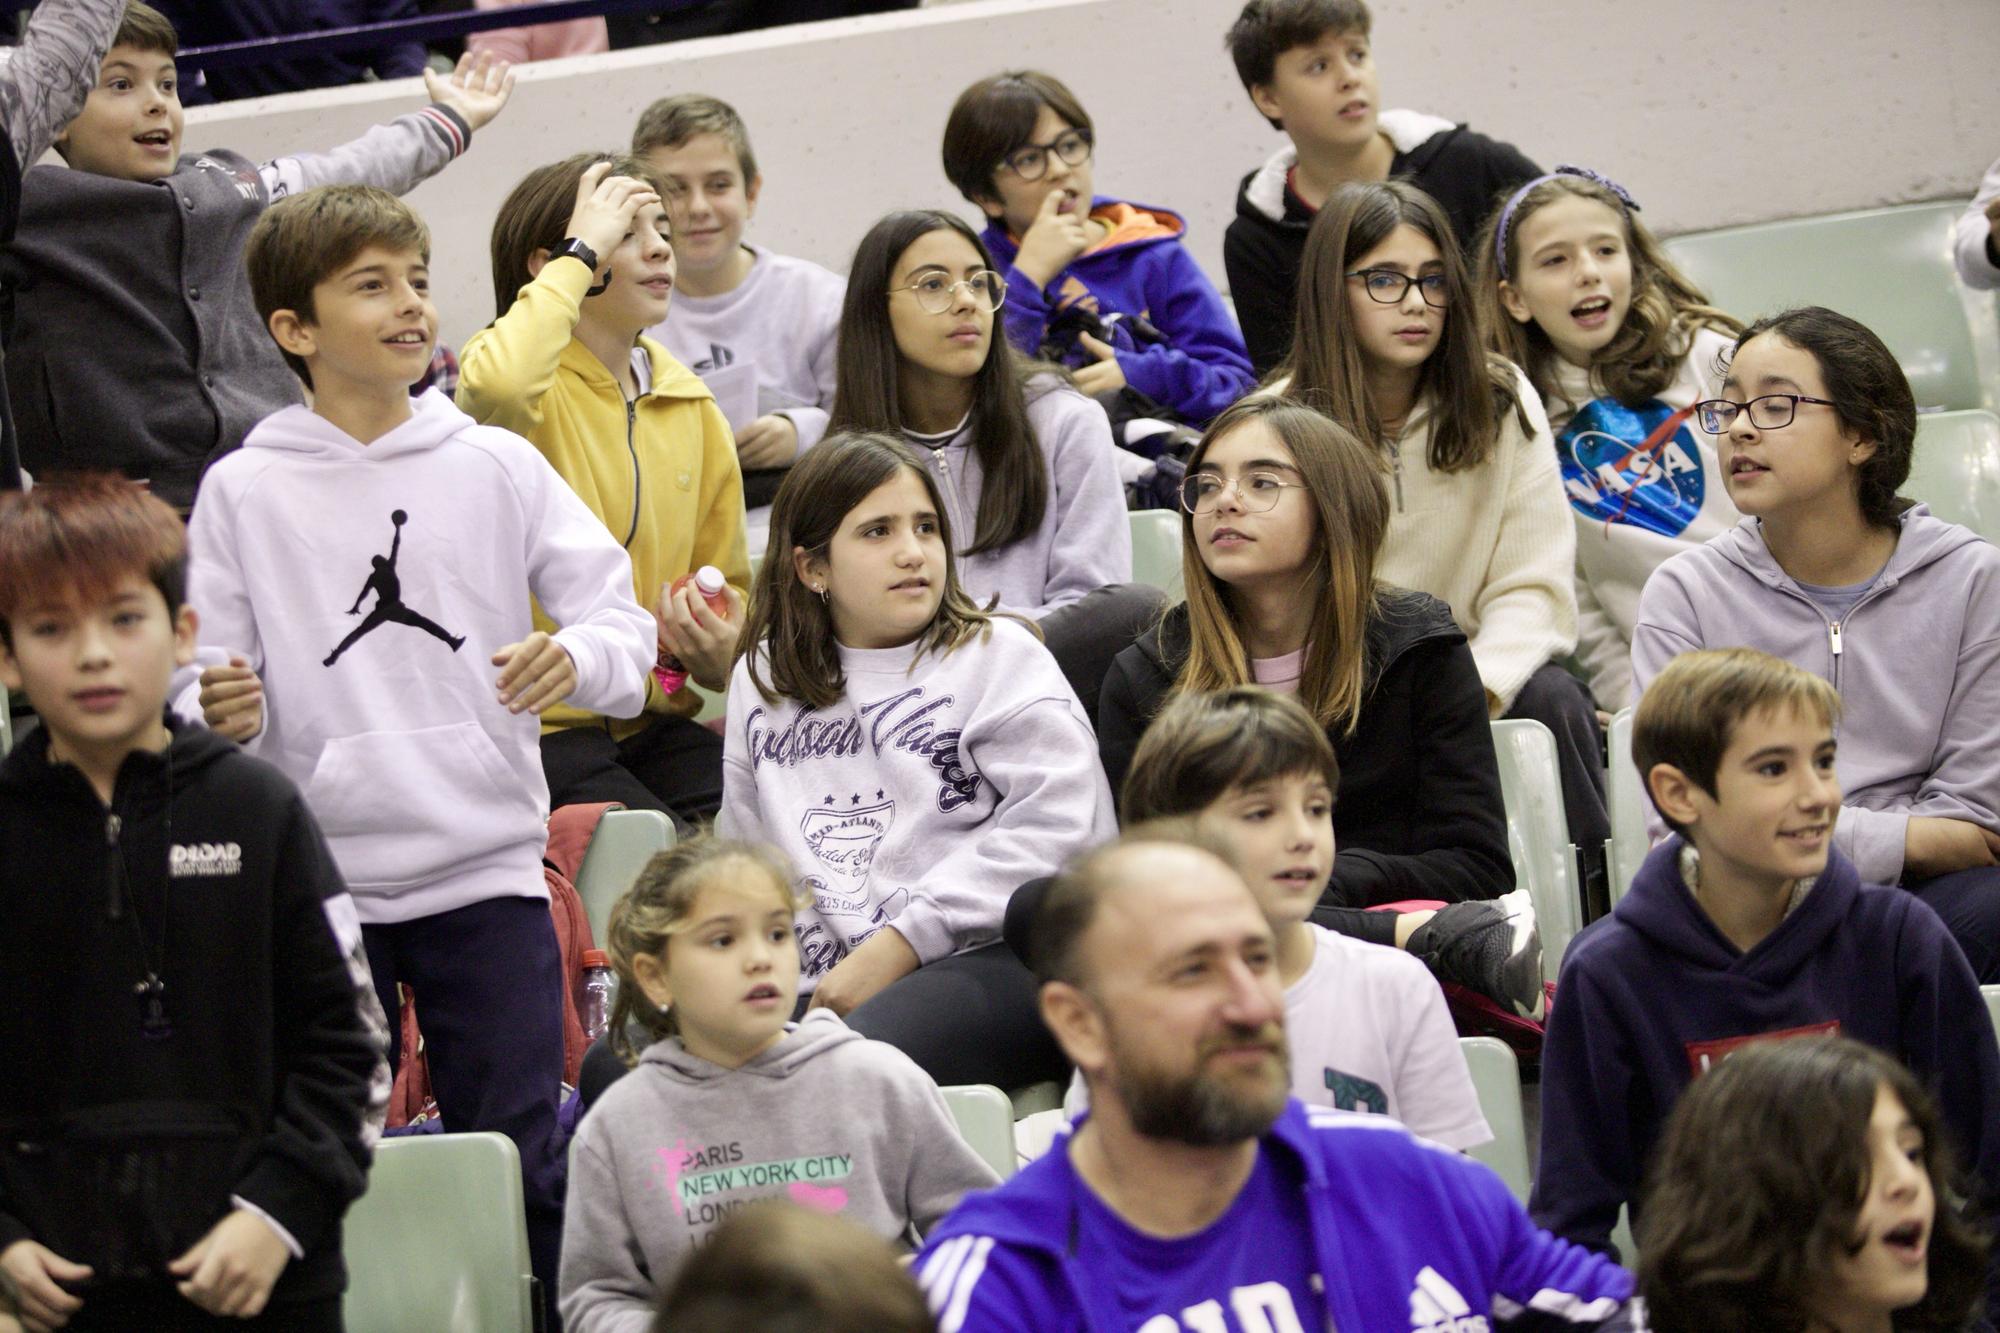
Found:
[323,509,466,667]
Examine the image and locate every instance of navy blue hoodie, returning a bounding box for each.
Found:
[1532,838,2000,1268]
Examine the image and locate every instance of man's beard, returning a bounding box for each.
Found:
[1110,1024,1290,1147]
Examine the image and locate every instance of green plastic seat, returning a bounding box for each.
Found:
[1983,985,2000,1041]
[1128,508,1184,599]
[343,1133,535,1333]
[1459,1036,1530,1203]
[1605,707,1648,907]
[1489,718,1583,981]
[573,807,676,949]
[1909,409,2000,543]
[940,1083,1017,1180]
[1665,202,2000,414]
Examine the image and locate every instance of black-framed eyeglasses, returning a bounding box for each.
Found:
[1179,469,1307,515]
[1345,268,1448,308]
[888,270,1007,315]
[1693,394,1837,434]
[1000,128,1094,182]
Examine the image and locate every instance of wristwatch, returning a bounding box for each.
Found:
[549,237,599,272]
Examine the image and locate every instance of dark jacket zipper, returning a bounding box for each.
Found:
[622,397,641,548]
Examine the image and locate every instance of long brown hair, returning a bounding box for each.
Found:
[1474,171,1741,410]
[737,432,1009,710]
[1281,180,1526,472]
[828,209,1050,555]
[1175,396,1389,734]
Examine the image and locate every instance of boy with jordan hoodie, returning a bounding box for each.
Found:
[944,71,1254,430]
[182,184,654,1321]
[1532,650,2000,1278]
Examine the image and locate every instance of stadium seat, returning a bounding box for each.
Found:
[1489,719,1584,981]
[1664,202,2000,414]
[344,1133,536,1333]
[1983,984,2000,1041]
[574,807,676,949]
[0,702,10,757]
[1459,1036,1530,1203]
[1129,508,1184,599]
[1909,409,2000,543]
[1605,707,1649,907]
[941,1083,1017,1180]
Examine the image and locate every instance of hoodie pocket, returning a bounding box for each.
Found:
[303,722,542,889]
[0,1101,251,1281]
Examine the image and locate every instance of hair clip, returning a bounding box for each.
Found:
[1493,164,1643,281]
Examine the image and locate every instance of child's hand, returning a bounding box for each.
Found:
[1904,815,2000,879]
[198,656,264,742]
[1011,186,1094,290]
[658,580,744,693]
[1071,331,1126,397]
[423,49,517,134]
[168,1210,291,1319]
[493,632,577,715]
[0,1240,89,1331]
[564,162,661,272]
[807,926,919,1016]
[735,414,799,470]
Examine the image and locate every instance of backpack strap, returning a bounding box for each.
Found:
[545,800,621,883]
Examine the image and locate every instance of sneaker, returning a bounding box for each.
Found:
[1406,890,1545,1020]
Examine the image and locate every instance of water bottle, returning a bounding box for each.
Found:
[579,949,614,1043]
[653,565,730,695]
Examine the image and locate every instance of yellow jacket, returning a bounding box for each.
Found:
[457,257,749,737]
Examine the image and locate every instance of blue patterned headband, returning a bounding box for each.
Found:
[1493,165,1641,281]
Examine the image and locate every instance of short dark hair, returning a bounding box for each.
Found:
[0,473,186,650]
[654,1202,934,1333]
[631,93,758,180]
[1121,687,1340,823]
[1224,0,1371,125]
[941,70,1093,207]
[1726,307,1917,530]
[114,1,178,56]
[246,185,432,388]
[1026,821,1241,987]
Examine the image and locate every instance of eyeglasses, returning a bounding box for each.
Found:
[1693,394,1837,434]
[888,270,1008,315]
[1346,268,1448,308]
[1179,469,1307,515]
[1000,128,1094,182]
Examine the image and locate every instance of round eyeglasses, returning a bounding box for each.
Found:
[1001,129,1094,182]
[1693,394,1837,434]
[1179,469,1308,515]
[1346,268,1448,308]
[888,270,1008,315]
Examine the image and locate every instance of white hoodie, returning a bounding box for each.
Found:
[717,617,1116,985]
[183,389,654,923]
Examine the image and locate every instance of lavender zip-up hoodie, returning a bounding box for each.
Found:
[1631,504,2000,883]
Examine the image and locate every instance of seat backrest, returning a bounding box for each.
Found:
[0,702,10,757]
[1489,718,1582,980]
[1605,707,1649,907]
[940,1083,1017,1180]
[1459,1036,1530,1203]
[574,808,676,950]
[1909,409,2000,543]
[344,1132,535,1333]
[1128,508,1184,599]
[1665,203,2000,414]
[1983,985,2000,1042]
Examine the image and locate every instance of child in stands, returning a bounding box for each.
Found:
[461,153,750,824]
[560,837,996,1329]
[943,70,1253,434]
[1097,396,1540,1017]
[829,208,1152,707]
[0,477,377,1331]
[1533,648,2000,1286]
[188,184,656,1320]
[634,94,844,533]
[1221,0,1539,373]
[1638,1035,1989,1333]
[1632,307,2000,982]
[1477,166,1745,711]
[8,1,515,509]
[719,432,1117,1088]
[1276,179,1608,892]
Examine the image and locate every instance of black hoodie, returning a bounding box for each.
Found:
[0,717,376,1306]
[1097,590,1514,907]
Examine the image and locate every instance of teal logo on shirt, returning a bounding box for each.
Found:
[1323,1068,1388,1115]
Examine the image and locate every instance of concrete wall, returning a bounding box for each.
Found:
[185,0,2000,349]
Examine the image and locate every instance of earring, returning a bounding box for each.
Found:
[813,584,827,603]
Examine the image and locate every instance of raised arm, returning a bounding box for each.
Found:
[0,0,125,169]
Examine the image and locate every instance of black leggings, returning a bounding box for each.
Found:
[540,714,724,831]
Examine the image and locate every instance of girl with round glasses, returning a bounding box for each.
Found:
[1275,179,1610,903]
[1098,396,1546,1020]
[829,208,1158,709]
[1635,306,2000,983]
